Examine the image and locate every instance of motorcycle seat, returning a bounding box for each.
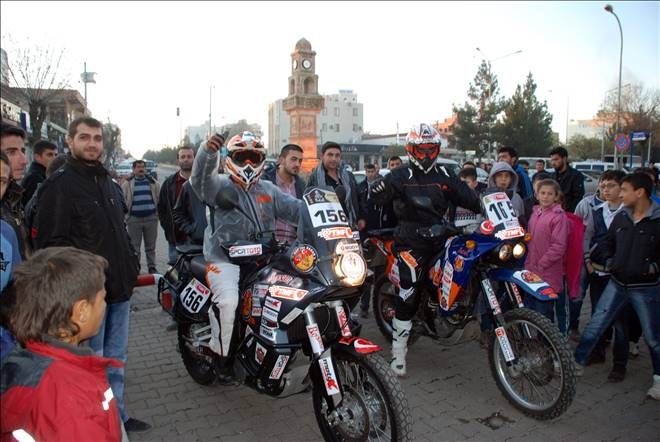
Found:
[189,255,209,282]
[364,228,396,239]
[176,244,204,255]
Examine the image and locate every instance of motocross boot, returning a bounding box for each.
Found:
[391,318,412,377]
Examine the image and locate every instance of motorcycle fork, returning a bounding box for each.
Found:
[504,282,535,339]
[480,275,517,364]
[304,303,343,408]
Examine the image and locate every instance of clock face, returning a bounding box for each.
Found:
[293,59,298,70]
[302,59,312,70]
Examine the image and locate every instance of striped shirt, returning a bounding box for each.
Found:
[130,177,156,217]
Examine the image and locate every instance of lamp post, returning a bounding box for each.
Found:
[605,4,624,170]
[80,62,96,116]
[475,48,523,160]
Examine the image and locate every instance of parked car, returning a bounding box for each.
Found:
[145,159,158,179]
[115,160,133,178]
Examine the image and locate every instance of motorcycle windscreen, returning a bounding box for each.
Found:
[297,187,363,286]
[488,268,559,301]
[481,192,525,240]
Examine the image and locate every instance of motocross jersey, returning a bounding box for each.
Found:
[374,165,480,249]
[190,144,302,263]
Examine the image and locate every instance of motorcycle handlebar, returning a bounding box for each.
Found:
[416,224,461,239]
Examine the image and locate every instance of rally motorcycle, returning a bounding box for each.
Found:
[157,186,413,441]
[371,192,576,420]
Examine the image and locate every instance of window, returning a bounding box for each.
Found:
[335,124,340,133]
[353,124,358,132]
[352,108,358,117]
[334,107,340,117]
[322,123,327,131]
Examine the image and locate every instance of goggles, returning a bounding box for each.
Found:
[231,149,265,167]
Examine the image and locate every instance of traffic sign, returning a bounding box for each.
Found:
[631,131,647,142]
[614,133,630,151]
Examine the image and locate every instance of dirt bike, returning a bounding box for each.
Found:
[157,185,413,441]
[371,192,576,420]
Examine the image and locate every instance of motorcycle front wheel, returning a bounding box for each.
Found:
[312,349,413,442]
[178,322,216,385]
[488,308,576,420]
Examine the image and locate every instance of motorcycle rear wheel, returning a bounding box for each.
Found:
[488,308,576,420]
[312,349,413,442]
[178,322,216,385]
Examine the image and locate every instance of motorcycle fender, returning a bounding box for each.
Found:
[488,268,558,301]
[336,336,382,355]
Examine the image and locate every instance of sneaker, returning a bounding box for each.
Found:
[574,361,585,377]
[607,365,626,383]
[629,342,640,358]
[647,375,660,400]
[124,418,152,433]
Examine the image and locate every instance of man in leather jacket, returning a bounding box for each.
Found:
[372,123,480,376]
[190,131,301,374]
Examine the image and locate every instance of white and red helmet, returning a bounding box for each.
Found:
[224,131,266,190]
[406,123,442,174]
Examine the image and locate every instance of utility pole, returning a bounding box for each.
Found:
[209,86,212,136]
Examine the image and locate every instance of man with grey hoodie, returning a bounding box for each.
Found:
[486,161,526,226]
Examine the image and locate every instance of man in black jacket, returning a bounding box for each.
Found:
[550,146,584,212]
[157,146,195,264]
[172,181,207,245]
[33,116,150,432]
[372,123,480,376]
[21,139,57,205]
[574,172,659,400]
[0,124,29,258]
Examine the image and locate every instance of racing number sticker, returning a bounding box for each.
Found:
[310,202,348,228]
[180,278,211,313]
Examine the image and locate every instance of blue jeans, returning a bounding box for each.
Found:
[88,300,131,422]
[575,281,660,375]
[168,243,178,266]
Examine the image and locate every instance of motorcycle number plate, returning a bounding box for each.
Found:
[308,202,349,228]
[482,192,523,239]
[180,278,211,314]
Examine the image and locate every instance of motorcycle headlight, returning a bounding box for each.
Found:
[498,244,513,261]
[333,252,367,287]
[512,242,526,259]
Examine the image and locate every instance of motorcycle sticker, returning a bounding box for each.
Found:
[228,244,263,258]
[340,337,382,354]
[260,323,277,342]
[262,306,279,323]
[267,272,295,285]
[319,356,340,396]
[441,260,453,303]
[253,284,269,298]
[495,326,516,362]
[334,306,352,338]
[309,203,349,228]
[520,271,543,284]
[303,188,339,206]
[268,354,290,380]
[317,226,353,240]
[280,307,303,325]
[454,256,464,272]
[335,240,360,255]
[255,342,267,365]
[180,278,211,314]
[264,296,282,312]
[495,226,525,240]
[306,323,324,354]
[388,263,400,287]
[268,285,309,301]
[481,279,502,315]
[251,306,262,317]
[292,245,318,272]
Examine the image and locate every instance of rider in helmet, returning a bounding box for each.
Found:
[190,131,301,376]
[372,123,480,376]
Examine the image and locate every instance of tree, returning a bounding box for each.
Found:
[6,45,70,145]
[102,122,123,169]
[143,146,178,164]
[496,72,554,157]
[567,134,611,161]
[221,119,263,139]
[450,60,507,158]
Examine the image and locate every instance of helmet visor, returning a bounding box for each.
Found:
[231,150,265,167]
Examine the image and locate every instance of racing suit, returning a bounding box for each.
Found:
[190,143,301,356]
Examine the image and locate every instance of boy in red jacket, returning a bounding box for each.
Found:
[1,247,125,442]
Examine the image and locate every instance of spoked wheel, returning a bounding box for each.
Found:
[312,350,413,442]
[178,322,216,385]
[372,275,397,342]
[488,308,576,420]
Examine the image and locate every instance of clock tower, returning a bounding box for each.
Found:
[283,38,324,172]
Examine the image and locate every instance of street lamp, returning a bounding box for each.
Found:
[604,3,624,170]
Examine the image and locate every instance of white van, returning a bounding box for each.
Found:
[572,161,629,173]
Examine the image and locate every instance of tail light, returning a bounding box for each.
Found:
[161,290,174,311]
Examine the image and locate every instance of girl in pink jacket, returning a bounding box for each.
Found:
[525,179,570,334]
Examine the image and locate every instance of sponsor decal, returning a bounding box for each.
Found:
[253,284,269,298]
[269,355,290,380]
[303,188,339,205]
[439,290,448,310]
[317,227,353,240]
[520,271,544,284]
[348,337,381,354]
[510,283,524,306]
[260,323,277,342]
[335,306,352,337]
[262,307,279,323]
[280,307,303,325]
[251,306,262,317]
[495,227,525,240]
[336,241,360,254]
[454,256,464,272]
[352,230,361,241]
[306,324,324,354]
[268,285,309,301]
[493,192,508,201]
[479,220,495,235]
[256,194,272,204]
[495,326,516,362]
[255,342,267,364]
[264,296,282,312]
[319,357,340,395]
[388,264,400,287]
[399,251,418,268]
[267,272,295,285]
[441,260,453,302]
[430,259,442,286]
[292,245,318,272]
[481,279,502,315]
[229,244,263,258]
[540,287,559,298]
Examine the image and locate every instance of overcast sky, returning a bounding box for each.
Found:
[2,1,658,158]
